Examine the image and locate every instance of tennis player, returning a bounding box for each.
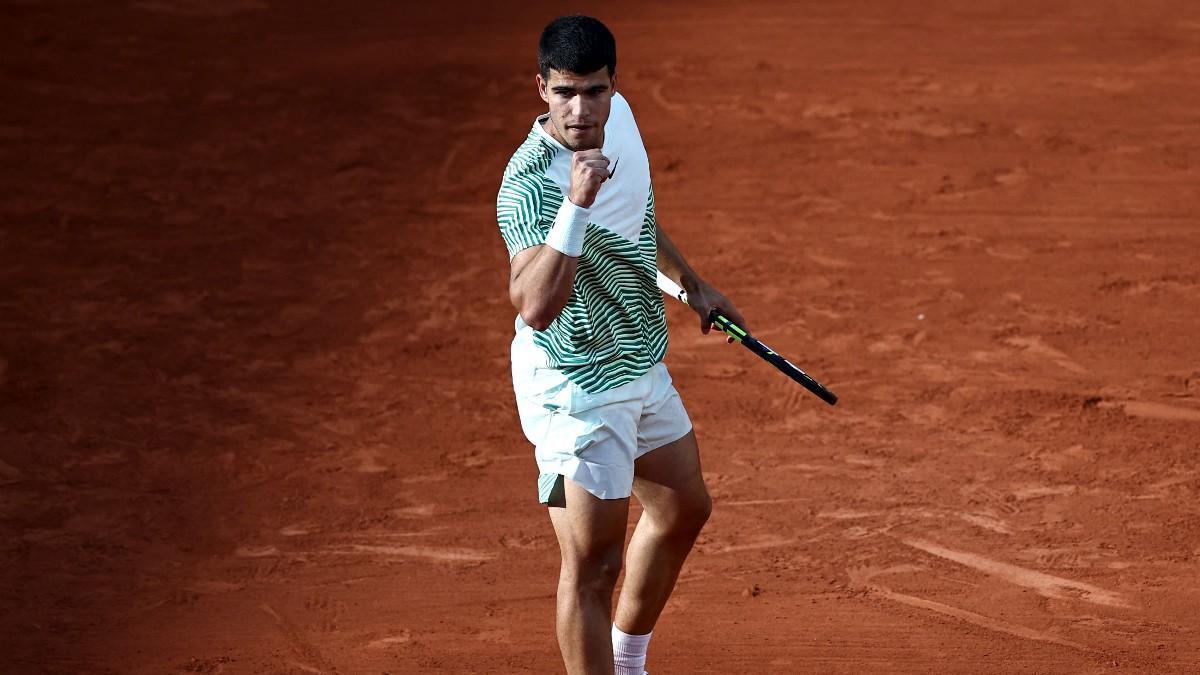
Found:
[496,15,748,674]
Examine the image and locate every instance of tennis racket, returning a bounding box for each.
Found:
[657,271,838,406]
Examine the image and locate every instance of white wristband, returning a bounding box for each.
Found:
[543,198,590,257]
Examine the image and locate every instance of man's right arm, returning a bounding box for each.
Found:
[509,245,577,331]
[507,149,611,330]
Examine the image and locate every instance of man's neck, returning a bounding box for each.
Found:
[541,117,567,147]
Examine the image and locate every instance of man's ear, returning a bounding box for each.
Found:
[536,73,549,103]
[610,73,617,94]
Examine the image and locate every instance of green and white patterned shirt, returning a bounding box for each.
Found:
[497,93,668,394]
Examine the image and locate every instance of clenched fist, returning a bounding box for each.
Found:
[567,149,612,209]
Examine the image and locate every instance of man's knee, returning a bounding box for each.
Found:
[683,491,713,535]
[659,490,712,541]
[561,544,624,595]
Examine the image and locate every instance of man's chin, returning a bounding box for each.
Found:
[562,128,603,151]
[565,139,601,151]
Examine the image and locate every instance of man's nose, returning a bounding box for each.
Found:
[573,94,598,121]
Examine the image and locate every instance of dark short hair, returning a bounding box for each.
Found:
[538,15,616,79]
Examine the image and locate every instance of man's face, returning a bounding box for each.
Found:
[536,67,615,151]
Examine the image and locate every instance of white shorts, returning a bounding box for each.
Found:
[512,361,693,504]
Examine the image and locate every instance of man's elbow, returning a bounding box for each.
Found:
[520,307,556,331]
[509,280,560,330]
[516,296,559,330]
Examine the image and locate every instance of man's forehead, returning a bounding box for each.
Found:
[545,68,612,88]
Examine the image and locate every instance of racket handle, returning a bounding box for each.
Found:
[709,310,838,406]
[656,270,687,302]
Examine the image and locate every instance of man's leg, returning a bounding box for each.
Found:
[548,477,631,674]
[615,429,712,635]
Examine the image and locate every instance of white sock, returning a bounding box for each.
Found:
[612,624,652,675]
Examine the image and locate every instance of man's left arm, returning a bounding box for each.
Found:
[656,223,749,337]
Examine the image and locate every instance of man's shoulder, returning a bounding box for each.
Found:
[502,124,557,184]
[611,91,632,115]
[608,92,639,131]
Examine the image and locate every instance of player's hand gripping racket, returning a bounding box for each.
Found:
[657,272,838,406]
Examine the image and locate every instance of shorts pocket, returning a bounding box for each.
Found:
[517,366,608,416]
[542,409,610,457]
[514,366,572,409]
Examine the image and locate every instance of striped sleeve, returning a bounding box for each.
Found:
[497,167,549,260]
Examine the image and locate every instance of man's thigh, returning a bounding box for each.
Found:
[548,477,631,562]
[631,430,710,523]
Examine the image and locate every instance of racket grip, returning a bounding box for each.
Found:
[708,309,838,406]
[656,271,687,302]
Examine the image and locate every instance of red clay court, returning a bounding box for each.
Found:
[2,1,1199,672]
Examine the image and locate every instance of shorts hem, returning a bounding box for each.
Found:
[537,462,633,505]
[635,423,694,459]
